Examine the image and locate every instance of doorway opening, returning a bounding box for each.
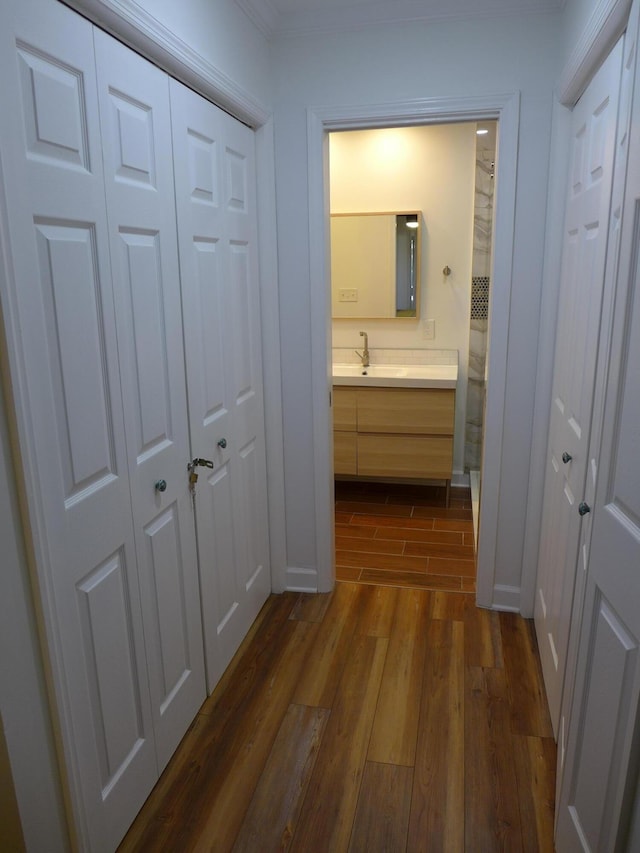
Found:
[327,120,496,592]
[307,94,519,608]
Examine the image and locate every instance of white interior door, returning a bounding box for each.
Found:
[556,24,640,845]
[170,79,271,692]
[0,2,157,849]
[94,29,205,772]
[534,40,623,736]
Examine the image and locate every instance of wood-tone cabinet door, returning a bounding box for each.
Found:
[334,432,357,475]
[333,387,357,431]
[357,388,454,435]
[358,435,453,480]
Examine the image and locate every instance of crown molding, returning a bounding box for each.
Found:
[557,0,633,105]
[64,0,270,126]
[236,0,561,40]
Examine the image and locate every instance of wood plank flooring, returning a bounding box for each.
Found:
[119,582,556,852]
[335,480,476,592]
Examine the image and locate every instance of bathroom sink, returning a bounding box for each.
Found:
[332,363,457,388]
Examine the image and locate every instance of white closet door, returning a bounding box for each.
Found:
[556,11,640,846]
[170,79,271,692]
[94,29,205,771]
[534,40,623,736]
[0,2,156,850]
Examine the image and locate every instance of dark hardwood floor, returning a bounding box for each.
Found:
[119,577,556,851]
[335,480,476,592]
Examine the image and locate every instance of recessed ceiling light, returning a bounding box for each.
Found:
[476,128,489,135]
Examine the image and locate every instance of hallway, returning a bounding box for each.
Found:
[119,581,555,851]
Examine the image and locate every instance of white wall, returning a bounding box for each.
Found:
[329,124,476,473]
[271,10,563,594]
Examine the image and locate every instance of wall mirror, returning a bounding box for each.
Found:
[331,212,421,319]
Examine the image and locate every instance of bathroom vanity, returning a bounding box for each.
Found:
[332,358,457,501]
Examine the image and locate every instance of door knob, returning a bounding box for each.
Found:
[578,501,591,516]
[155,479,167,493]
[217,438,227,449]
[562,452,572,464]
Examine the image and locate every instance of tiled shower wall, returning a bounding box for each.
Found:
[464,138,495,471]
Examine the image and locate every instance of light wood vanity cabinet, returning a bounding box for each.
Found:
[333,386,455,484]
[333,388,358,475]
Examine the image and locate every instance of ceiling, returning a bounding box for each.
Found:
[236,0,564,39]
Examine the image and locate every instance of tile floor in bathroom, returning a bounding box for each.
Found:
[335,479,476,593]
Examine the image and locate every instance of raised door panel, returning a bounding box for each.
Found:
[94,29,205,773]
[534,40,623,737]
[357,388,455,435]
[558,593,639,850]
[219,108,270,670]
[357,435,453,479]
[170,79,270,692]
[0,2,156,849]
[170,79,230,692]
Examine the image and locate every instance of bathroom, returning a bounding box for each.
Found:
[329,121,497,557]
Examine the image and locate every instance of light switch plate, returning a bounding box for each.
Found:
[424,319,435,339]
[338,288,358,302]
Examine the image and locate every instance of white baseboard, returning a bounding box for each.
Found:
[452,470,471,488]
[490,584,522,613]
[285,567,318,593]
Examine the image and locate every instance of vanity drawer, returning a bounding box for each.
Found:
[333,387,357,431]
[358,434,453,479]
[357,387,454,435]
[334,431,357,475]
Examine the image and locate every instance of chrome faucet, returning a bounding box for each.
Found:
[355,330,370,367]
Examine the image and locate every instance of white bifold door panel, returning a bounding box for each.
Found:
[534,40,623,738]
[0,0,270,849]
[0,2,159,850]
[94,29,206,772]
[556,10,640,844]
[170,79,271,692]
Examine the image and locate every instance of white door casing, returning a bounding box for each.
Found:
[94,28,206,773]
[170,78,271,693]
[0,1,157,849]
[534,39,623,737]
[556,9,640,843]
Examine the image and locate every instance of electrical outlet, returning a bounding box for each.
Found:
[338,288,358,302]
[424,319,435,340]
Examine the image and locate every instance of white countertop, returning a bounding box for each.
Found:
[332,362,457,388]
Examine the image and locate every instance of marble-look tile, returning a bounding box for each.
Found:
[470,318,488,334]
[466,379,485,418]
[465,143,494,473]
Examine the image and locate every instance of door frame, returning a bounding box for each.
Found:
[307,94,519,605]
